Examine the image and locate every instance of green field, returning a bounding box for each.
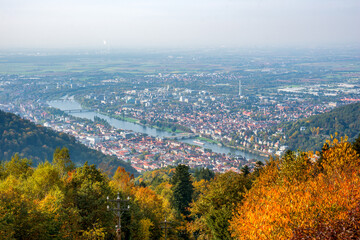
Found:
[0,53,244,75]
[196,136,219,144]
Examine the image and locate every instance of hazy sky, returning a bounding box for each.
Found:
[0,0,359,49]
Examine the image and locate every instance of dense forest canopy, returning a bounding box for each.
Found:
[230,135,360,239]
[1,107,360,239]
[1,134,359,239]
[278,102,360,151]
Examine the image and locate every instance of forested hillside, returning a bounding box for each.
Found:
[278,102,360,151]
[230,135,360,239]
[1,135,360,239]
[0,110,136,175]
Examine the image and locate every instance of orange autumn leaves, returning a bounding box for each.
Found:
[109,166,176,240]
[229,136,360,240]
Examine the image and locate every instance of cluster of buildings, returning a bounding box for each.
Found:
[1,100,250,173]
[82,84,351,156]
[97,136,247,173]
[1,52,359,173]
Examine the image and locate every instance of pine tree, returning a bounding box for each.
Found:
[171,164,194,216]
[67,162,112,233]
[53,147,74,176]
[353,134,360,155]
[194,167,215,181]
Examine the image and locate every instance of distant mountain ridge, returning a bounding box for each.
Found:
[279,102,360,152]
[0,110,137,175]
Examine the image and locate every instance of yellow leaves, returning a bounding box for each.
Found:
[113,167,134,183]
[255,156,280,187]
[25,161,62,199]
[311,127,320,135]
[110,167,135,194]
[232,174,357,239]
[322,136,359,174]
[186,217,210,240]
[37,188,64,215]
[0,174,20,192]
[155,182,173,202]
[81,222,106,240]
[38,194,59,214]
[229,136,360,240]
[4,153,33,178]
[132,185,166,223]
[138,218,154,240]
[193,179,208,190]
[0,187,17,239]
[129,184,177,240]
[151,171,158,179]
[192,179,209,201]
[133,186,161,212]
[279,151,312,184]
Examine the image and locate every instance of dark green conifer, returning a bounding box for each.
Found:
[353,134,360,155]
[171,164,194,216]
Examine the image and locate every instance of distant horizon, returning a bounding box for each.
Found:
[1,45,360,55]
[1,0,359,50]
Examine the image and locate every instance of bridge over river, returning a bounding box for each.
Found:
[48,99,265,161]
[63,109,92,113]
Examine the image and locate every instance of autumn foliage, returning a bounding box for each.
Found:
[291,202,360,240]
[229,136,360,239]
[1,135,360,239]
[0,150,175,239]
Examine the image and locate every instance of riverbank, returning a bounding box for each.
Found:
[109,114,185,134]
[108,114,140,124]
[48,99,266,161]
[196,136,219,144]
[75,97,186,135]
[195,136,270,159]
[109,114,269,159]
[227,144,270,158]
[84,105,269,159]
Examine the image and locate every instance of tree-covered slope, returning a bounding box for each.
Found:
[230,137,360,240]
[279,102,360,151]
[0,110,137,175]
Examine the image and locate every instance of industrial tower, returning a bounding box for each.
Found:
[239,79,242,98]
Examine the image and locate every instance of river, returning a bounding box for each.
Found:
[48,100,265,160]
